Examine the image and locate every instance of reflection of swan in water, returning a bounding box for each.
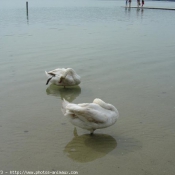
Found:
[64,128,117,163]
[46,84,81,102]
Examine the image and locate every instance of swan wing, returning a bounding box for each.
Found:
[47,68,66,76]
[63,100,108,123]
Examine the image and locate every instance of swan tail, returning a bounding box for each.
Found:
[45,71,50,78]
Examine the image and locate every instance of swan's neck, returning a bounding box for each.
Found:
[93,98,112,110]
[62,68,73,77]
[63,68,80,82]
[93,98,119,115]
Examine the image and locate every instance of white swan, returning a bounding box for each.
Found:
[62,98,119,134]
[45,68,81,87]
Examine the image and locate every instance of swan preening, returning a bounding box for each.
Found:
[45,68,81,87]
[45,68,119,134]
[62,98,119,134]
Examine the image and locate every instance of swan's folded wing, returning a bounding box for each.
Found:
[66,104,108,123]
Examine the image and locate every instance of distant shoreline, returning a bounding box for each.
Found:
[124,6,175,10]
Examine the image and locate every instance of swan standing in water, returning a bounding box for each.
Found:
[62,98,119,134]
[45,68,81,87]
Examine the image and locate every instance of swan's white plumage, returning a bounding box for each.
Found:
[62,98,119,134]
[45,68,81,86]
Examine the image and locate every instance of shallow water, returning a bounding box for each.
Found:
[0,0,175,174]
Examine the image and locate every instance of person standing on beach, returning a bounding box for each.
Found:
[137,0,140,7]
[129,0,132,7]
[142,0,144,7]
[126,0,128,7]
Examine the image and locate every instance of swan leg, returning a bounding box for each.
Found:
[73,127,78,137]
[90,129,95,135]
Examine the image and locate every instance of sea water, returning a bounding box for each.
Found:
[0,0,175,174]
